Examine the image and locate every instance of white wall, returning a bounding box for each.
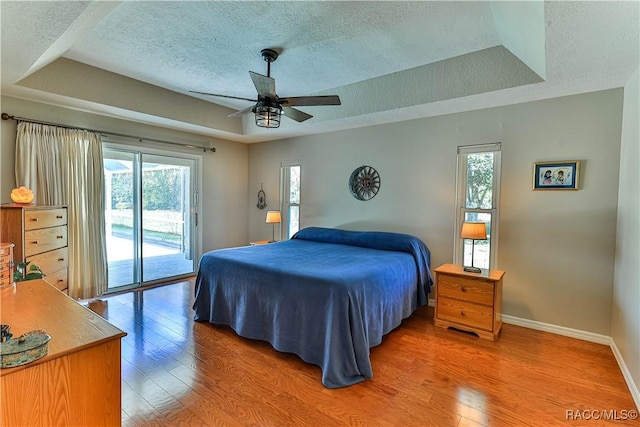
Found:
[0,95,249,252]
[248,89,623,335]
[611,67,640,402]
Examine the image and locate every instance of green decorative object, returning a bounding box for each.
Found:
[13,261,44,282]
[0,329,51,368]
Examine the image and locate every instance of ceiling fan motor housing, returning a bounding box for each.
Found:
[261,48,279,63]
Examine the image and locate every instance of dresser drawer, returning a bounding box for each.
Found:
[24,208,67,231]
[45,268,68,292]
[437,297,494,331]
[24,225,68,257]
[0,266,12,282]
[0,274,12,289]
[0,245,13,257]
[0,254,11,266]
[26,247,68,276]
[438,274,494,306]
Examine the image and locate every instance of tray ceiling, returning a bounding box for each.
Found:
[1,1,638,143]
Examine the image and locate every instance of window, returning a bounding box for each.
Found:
[280,161,301,240]
[454,143,502,270]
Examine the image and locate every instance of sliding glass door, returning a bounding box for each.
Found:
[104,147,198,291]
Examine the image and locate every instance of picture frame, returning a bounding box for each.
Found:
[533,160,580,190]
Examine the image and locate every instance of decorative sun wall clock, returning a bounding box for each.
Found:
[349,165,381,201]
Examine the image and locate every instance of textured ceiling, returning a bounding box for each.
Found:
[1,1,638,143]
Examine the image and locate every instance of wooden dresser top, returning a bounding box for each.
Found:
[0,279,126,375]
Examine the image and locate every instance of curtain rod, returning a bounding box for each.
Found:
[1,112,216,153]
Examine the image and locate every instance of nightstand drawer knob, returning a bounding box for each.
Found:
[460,310,466,317]
[461,286,467,292]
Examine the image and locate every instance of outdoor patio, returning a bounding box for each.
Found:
[107,235,194,289]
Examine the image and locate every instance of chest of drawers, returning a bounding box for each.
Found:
[0,204,69,294]
[433,263,505,341]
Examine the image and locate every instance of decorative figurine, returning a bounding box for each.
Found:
[257,184,267,210]
[1,325,11,343]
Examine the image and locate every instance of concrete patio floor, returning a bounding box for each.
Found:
[107,235,194,289]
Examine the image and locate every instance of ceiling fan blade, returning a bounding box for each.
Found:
[283,106,313,123]
[227,105,256,118]
[189,91,257,102]
[249,71,276,98]
[279,95,341,106]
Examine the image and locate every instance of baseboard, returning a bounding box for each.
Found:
[502,314,639,409]
[610,338,640,410]
[501,314,610,345]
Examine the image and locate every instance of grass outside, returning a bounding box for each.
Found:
[111,223,181,246]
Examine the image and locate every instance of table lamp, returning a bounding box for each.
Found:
[265,210,281,242]
[460,221,486,273]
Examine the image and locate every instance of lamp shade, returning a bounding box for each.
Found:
[265,210,281,224]
[460,221,486,240]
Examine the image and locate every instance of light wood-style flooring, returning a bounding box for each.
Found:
[89,279,638,426]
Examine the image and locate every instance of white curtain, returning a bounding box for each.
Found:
[15,121,108,299]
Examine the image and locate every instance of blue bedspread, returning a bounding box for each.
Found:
[193,227,432,388]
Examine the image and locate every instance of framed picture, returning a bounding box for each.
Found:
[533,160,580,190]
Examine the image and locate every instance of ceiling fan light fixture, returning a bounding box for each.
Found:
[193,49,340,126]
[253,100,283,128]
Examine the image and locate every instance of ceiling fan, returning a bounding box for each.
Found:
[190,49,341,128]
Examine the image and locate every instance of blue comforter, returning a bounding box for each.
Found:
[193,227,432,388]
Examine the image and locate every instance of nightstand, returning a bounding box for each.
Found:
[250,240,271,245]
[433,263,505,341]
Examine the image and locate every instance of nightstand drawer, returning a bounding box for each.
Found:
[437,297,493,331]
[438,274,494,306]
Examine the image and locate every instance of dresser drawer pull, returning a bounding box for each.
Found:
[461,286,467,292]
[31,241,38,245]
[58,257,65,262]
[57,235,64,239]
[57,279,64,283]
[56,215,63,219]
[31,218,38,222]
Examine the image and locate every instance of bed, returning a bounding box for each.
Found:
[193,227,432,388]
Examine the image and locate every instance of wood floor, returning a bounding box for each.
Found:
[89,279,637,427]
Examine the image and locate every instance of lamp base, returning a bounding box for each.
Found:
[463,266,482,273]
